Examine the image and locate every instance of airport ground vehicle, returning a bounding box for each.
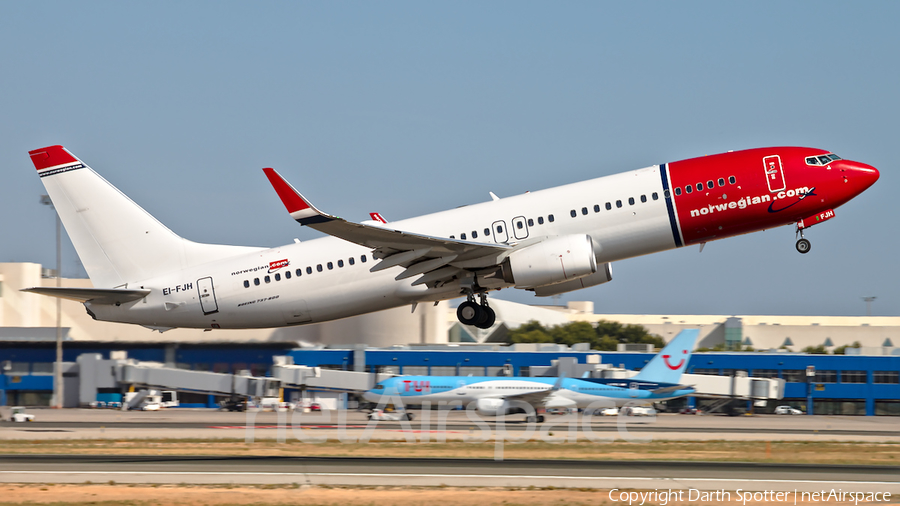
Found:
[775,405,803,415]
[9,406,35,422]
[368,409,415,421]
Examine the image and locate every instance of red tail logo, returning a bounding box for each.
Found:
[662,350,688,370]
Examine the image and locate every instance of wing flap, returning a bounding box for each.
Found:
[22,287,150,305]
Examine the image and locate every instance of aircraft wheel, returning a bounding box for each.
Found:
[475,305,496,329]
[796,238,811,254]
[537,415,545,423]
[457,301,482,325]
[525,415,536,423]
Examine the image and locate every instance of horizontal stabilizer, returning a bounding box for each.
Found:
[22,287,150,305]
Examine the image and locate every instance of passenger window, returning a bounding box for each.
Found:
[593,204,600,213]
[675,187,682,196]
[296,268,302,277]
[254,278,260,286]
[484,228,490,235]
[538,216,544,224]
[461,233,467,240]
[616,200,622,208]
[472,231,478,238]
[349,257,355,266]
[652,192,659,200]
[718,178,725,187]
[274,273,281,281]
[685,185,693,194]
[729,176,736,184]
[338,259,344,267]
[306,267,312,274]
[707,180,714,189]
[548,214,554,222]
[628,197,635,205]
[264,275,271,283]
[361,255,367,263]
[605,202,612,210]
[285,271,291,279]
[663,190,670,199]
[243,280,250,288]
[527,218,534,226]
[327,262,333,270]
[640,195,647,203]
[696,183,703,191]
[516,221,523,229]
[316,264,323,272]
[450,235,455,239]
[581,207,588,215]
[570,210,577,218]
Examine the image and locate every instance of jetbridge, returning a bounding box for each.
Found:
[76,353,281,408]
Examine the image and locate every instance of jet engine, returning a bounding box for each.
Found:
[501,234,596,289]
[474,398,507,416]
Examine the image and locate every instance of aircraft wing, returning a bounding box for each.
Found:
[21,287,150,305]
[499,376,566,407]
[650,384,694,395]
[264,168,512,285]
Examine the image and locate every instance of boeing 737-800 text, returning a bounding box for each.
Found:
[24,145,878,331]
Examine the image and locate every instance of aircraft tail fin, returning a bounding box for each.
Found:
[630,329,698,384]
[29,146,260,288]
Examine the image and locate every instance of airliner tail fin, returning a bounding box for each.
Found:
[631,329,698,384]
[29,145,259,287]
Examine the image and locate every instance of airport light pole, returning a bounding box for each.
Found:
[40,195,63,409]
[861,296,876,317]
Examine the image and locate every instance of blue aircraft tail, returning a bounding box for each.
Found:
[630,329,698,384]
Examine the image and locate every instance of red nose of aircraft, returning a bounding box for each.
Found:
[843,160,880,193]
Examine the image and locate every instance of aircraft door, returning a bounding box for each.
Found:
[512,216,529,240]
[629,381,640,398]
[455,379,468,395]
[197,277,218,315]
[492,220,509,243]
[763,155,786,193]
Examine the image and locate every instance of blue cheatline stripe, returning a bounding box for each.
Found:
[659,164,683,247]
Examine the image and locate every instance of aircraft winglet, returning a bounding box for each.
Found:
[262,168,337,225]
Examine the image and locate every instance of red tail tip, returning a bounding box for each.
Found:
[29,145,77,171]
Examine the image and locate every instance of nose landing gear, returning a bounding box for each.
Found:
[795,228,811,254]
[456,292,496,329]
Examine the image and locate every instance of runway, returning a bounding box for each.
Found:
[1,455,897,493]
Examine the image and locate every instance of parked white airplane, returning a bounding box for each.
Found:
[24,145,878,331]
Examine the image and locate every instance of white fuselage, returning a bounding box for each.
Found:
[90,166,676,328]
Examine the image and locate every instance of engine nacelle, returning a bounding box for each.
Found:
[533,262,613,297]
[475,398,507,416]
[501,235,597,289]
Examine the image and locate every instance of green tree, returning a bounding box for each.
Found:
[833,341,862,355]
[507,320,661,351]
[802,345,828,354]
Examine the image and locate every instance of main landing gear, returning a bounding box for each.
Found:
[457,292,496,329]
[795,229,811,254]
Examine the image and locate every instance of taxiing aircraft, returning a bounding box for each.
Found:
[24,146,878,331]
[362,329,699,422]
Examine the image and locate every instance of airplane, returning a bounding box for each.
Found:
[24,145,878,331]
[361,329,699,422]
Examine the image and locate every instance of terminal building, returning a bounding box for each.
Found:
[1,262,898,415]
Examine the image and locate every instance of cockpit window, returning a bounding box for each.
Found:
[805,154,841,166]
[374,385,384,390]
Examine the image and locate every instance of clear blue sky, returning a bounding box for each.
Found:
[2,2,897,316]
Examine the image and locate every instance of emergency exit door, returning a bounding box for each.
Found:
[197,277,219,315]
